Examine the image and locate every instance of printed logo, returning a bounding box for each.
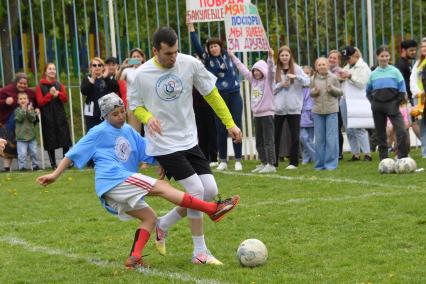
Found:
[155,74,183,101]
[115,136,131,162]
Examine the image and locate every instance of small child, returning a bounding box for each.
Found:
[14,92,40,171]
[229,49,276,173]
[36,93,239,269]
[300,66,315,164]
[387,101,410,155]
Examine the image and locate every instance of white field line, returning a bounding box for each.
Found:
[214,170,419,190]
[0,236,228,284]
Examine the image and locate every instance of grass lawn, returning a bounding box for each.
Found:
[1,150,426,283]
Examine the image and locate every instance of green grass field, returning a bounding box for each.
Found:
[1,150,426,283]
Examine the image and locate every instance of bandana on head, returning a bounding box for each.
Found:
[98,93,124,119]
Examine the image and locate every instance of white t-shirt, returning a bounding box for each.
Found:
[128,53,217,156]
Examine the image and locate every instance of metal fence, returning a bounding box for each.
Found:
[0,0,424,156]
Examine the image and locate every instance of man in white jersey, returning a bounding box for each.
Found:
[129,27,242,265]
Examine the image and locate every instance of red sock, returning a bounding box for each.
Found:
[130,228,150,259]
[179,193,217,215]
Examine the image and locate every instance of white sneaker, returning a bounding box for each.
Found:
[209,162,219,167]
[251,164,265,173]
[285,165,297,170]
[259,164,276,173]
[234,161,243,171]
[216,162,228,171]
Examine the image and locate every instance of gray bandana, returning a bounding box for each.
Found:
[98,93,124,119]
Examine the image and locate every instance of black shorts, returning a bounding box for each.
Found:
[155,145,212,181]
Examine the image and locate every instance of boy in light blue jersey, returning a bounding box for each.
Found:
[36,93,240,269]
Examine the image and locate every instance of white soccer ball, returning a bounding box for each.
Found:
[395,157,416,174]
[378,158,395,174]
[236,239,268,267]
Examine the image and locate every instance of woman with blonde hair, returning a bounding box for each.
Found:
[81,57,119,132]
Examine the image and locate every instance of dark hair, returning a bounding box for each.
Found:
[206,38,223,55]
[153,27,178,50]
[105,57,118,64]
[376,45,390,56]
[13,72,29,85]
[401,40,417,50]
[129,48,145,59]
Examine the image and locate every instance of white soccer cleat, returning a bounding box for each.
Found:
[259,164,276,173]
[209,162,219,167]
[192,250,223,265]
[251,164,265,173]
[216,162,228,171]
[234,161,243,171]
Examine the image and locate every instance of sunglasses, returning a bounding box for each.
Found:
[92,64,103,68]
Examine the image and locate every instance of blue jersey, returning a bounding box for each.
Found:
[66,121,156,198]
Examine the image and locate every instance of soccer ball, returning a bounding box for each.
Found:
[395,157,416,174]
[236,239,268,267]
[378,158,395,174]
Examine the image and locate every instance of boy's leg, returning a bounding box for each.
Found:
[124,207,157,269]
[17,141,27,170]
[29,139,40,168]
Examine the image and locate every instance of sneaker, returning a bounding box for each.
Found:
[125,256,145,270]
[209,161,219,167]
[209,195,240,222]
[192,250,223,265]
[32,166,40,171]
[154,225,167,256]
[348,155,360,161]
[216,162,228,171]
[234,161,243,171]
[285,165,297,170]
[364,155,372,161]
[259,164,276,173]
[251,164,265,173]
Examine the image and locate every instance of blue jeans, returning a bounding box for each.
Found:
[340,97,371,155]
[420,119,426,157]
[216,91,243,161]
[313,113,339,170]
[300,127,315,163]
[17,139,40,169]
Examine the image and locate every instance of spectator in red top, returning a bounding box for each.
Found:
[0,73,38,172]
[35,62,72,169]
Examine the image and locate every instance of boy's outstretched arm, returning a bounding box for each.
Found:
[36,157,73,186]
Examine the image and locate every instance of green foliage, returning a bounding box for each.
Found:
[1,150,426,283]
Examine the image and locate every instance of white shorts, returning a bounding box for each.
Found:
[104,173,157,220]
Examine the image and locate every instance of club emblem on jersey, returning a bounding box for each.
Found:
[155,74,183,101]
[115,136,131,162]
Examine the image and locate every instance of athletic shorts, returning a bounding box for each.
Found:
[155,145,212,181]
[104,173,157,221]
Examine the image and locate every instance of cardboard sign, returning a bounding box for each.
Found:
[343,81,374,129]
[224,3,269,52]
[186,0,250,23]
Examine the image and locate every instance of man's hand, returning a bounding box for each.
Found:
[147,117,162,136]
[228,126,242,143]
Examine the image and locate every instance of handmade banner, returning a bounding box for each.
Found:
[186,0,250,23]
[224,2,269,52]
[343,81,374,129]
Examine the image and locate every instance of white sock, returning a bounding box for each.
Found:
[158,207,183,231]
[192,235,207,255]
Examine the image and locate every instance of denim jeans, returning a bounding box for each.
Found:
[340,97,371,155]
[17,139,40,169]
[420,119,426,157]
[313,113,339,170]
[300,127,315,163]
[216,91,243,161]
